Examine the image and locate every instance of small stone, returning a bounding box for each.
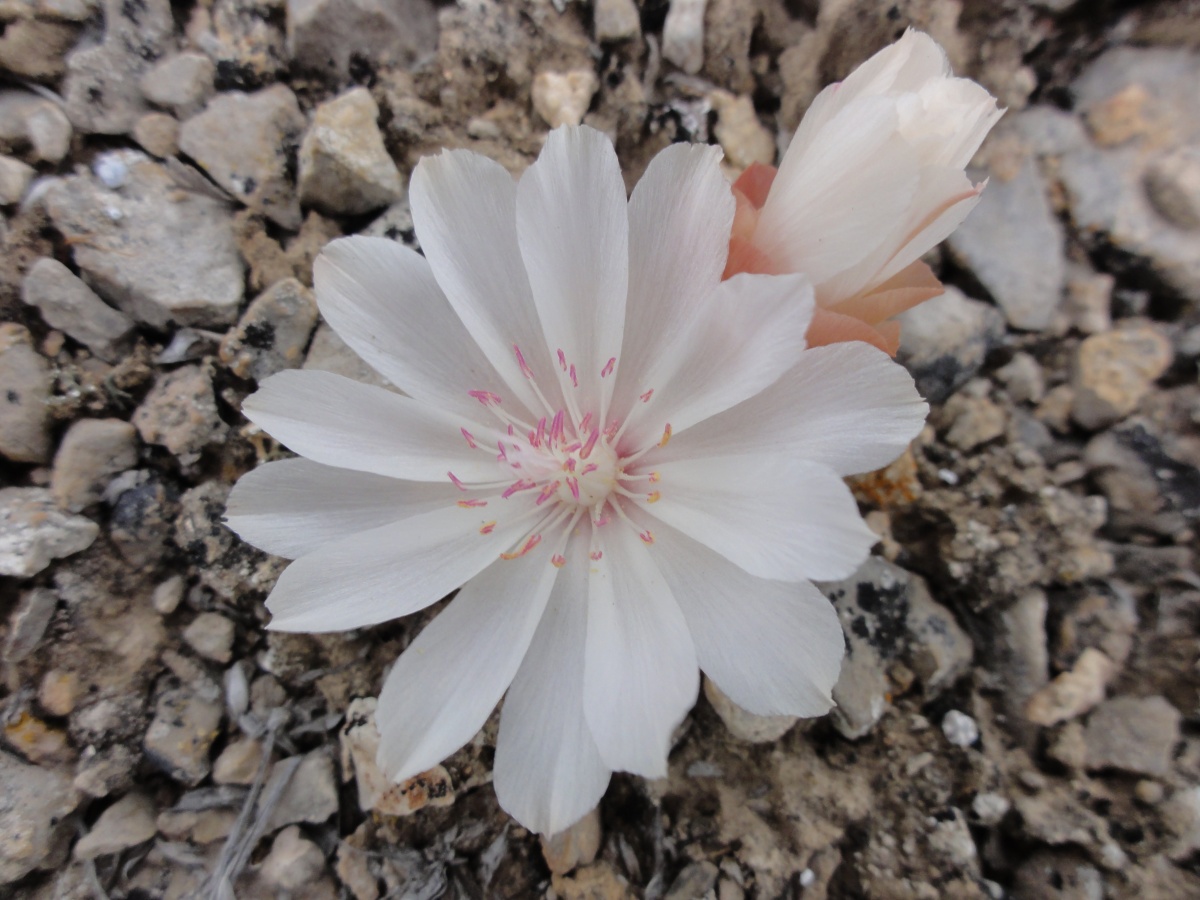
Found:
[552,861,635,900]
[143,687,223,786]
[941,710,979,747]
[298,88,403,217]
[0,324,52,463]
[132,112,180,158]
[261,825,328,891]
[362,194,416,246]
[39,670,80,717]
[662,0,708,75]
[1071,323,1173,430]
[179,86,306,230]
[1064,268,1114,335]
[155,807,237,844]
[73,745,137,799]
[304,322,392,390]
[133,363,229,460]
[0,487,99,577]
[183,612,236,664]
[947,159,1065,331]
[997,590,1051,716]
[1025,648,1115,727]
[0,19,78,81]
[594,0,641,41]
[261,751,339,832]
[1163,786,1200,860]
[996,352,1046,405]
[51,418,139,512]
[972,792,1011,826]
[532,69,599,129]
[139,51,216,120]
[286,0,438,85]
[5,587,58,663]
[74,792,156,860]
[174,481,234,565]
[0,750,78,883]
[3,712,71,766]
[213,738,264,785]
[943,393,1007,451]
[1047,720,1088,770]
[0,90,72,162]
[152,575,185,615]
[0,154,34,204]
[21,258,135,363]
[896,286,1005,404]
[704,676,797,743]
[1145,146,1200,230]
[665,861,720,900]
[709,91,775,171]
[541,807,602,875]
[1135,780,1165,805]
[1084,695,1180,777]
[219,278,318,381]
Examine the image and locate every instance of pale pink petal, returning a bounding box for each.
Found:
[376,540,563,783]
[899,77,1004,170]
[584,521,698,777]
[494,535,611,836]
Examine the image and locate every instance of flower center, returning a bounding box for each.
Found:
[555,437,618,507]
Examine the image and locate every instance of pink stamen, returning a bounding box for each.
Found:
[640,389,654,403]
[535,416,546,447]
[579,412,593,433]
[565,458,577,472]
[551,410,565,444]
[563,442,582,453]
[457,499,487,508]
[569,364,578,388]
[551,554,566,568]
[557,349,567,371]
[604,419,620,439]
[580,428,600,459]
[479,521,496,534]
[461,428,477,449]
[448,471,467,491]
[468,390,502,406]
[639,529,655,544]
[514,344,534,379]
[496,441,508,462]
[500,533,542,560]
[590,550,603,561]
[580,463,598,476]
[507,424,515,436]
[648,471,661,483]
[501,479,537,499]
[567,477,580,501]
[594,515,610,527]
[601,357,615,378]
[536,482,558,505]
[659,423,672,447]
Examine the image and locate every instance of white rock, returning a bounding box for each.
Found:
[594,0,641,42]
[0,487,99,577]
[532,69,599,129]
[74,792,156,860]
[51,418,139,512]
[260,825,329,891]
[0,750,78,883]
[0,91,72,163]
[662,0,708,75]
[21,257,134,362]
[0,154,34,204]
[183,612,236,664]
[941,710,980,747]
[0,323,52,463]
[261,751,339,831]
[139,51,216,119]
[1025,647,1114,727]
[704,677,797,744]
[287,0,438,83]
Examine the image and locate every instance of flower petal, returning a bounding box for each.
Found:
[584,521,698,777]
[617,272,814,451]
[409,149,557,415]
[314,236,514,419]
[610,142,735,422]
[494,535,611,836]
[242,369,504,484]
[641,516,844,717]
[225,458,463,559]
[651,342,927,477]
[516,125,628,417]
[262,498,537,632]
[376,541,562,783]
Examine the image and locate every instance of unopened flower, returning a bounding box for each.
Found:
[725,29,1003,354]
[226,125,926,835]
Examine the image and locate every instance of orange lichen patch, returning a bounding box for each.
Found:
[4,711,72,765]
[1085,85,1154,147]
[847,446,923,509]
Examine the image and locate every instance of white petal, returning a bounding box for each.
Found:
[871,179,983,288]
[643,455,876,582]
[376,542,562,783]
[314,237,514,419]
[584,521,698,777]
[617,272,814,451]
[242,369,504,484]
[225,458,463,559]
[899,77,1003,170]
[652,342,927,477]
[263,497,537,632]
[409,149,558,415]
[494,535,611,835]
[610,142,735,421]
[757,96,920,285]
[516,126,628,417]
[646,517,844,717]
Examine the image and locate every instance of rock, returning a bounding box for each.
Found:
[665,861,720,900]
[896,286,1005,404]
[532,69,599,129]
[1071,324,1173,430]
[0,324,52,463]
[1063,267,1113,335]
[1163,787,1200,860]
[261,751,339,832]
[594,0,640,42]
[143,687,223,786]
[339,698,454,817]
[362,194,416,246]
[39,669,80,717]
[0,154,34,204]
[709,90,775,171]
[0,750,78,884]
[942,392,1008,452]
[110,474,180,567]
[972,792,1011,826]
[45,151,244,328]
[905,573,974,693]
[286,0,438,85]
[5,587,58,663]
[298,88,403,217]
[996,352,1046,405]
[213,738,264,785]
[552,861,635,900]
[260,825,329,892]
[183,612,236,664]
[1084,695,1180,777]
[1025,648,1115,727]
[704,677,797,743]
[139,51,216,119]
[21,258,135,362]
[1144,145,1200,230]
[132,112,180,158]
[662,0,708,75]
[156,806,237,844]
[541,807,602,875]
[219,278,318,381]
[73,744,138,799]
[0,90,72,162]
[946,159,1065,331]
[62,0,174,135]
[995,590,1051,716]
[0,488,99,577]
[0,19,79,81]
[73,792,156,860]
[174,481,235,565]
[941,710,979,747]
[1013,851,1104,900]
[50,418,139,512]
[304,322,392,389]
[179,85,306,229]
[133,363,228,461]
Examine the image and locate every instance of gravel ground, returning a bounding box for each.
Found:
[2,0,1200,898]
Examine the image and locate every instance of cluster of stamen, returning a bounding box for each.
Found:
[447,344,671,567]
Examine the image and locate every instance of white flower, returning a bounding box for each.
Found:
[726,29,1003,354]
[226,125,927,836]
